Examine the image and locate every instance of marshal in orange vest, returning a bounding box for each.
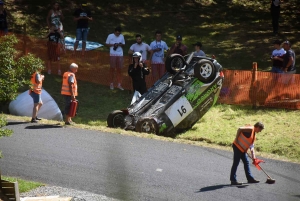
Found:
[61,71,78,96]
[233,126,255,153]
[30,72,43,94]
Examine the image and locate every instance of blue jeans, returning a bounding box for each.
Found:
[75,28,89,42]
[271,66,283,73]
[230,144,254,182]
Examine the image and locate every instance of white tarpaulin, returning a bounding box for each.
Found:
[9,89,63,121]
[64,36,103,51]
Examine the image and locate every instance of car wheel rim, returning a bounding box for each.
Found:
[141,121,154,133]
[113,114,124,127]
[171,58,184,71]
[200,63,213,78]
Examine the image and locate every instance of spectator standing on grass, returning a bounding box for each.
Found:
[168,35,188,56]
[106,26,125,90]
[193,42,206,56]
[282,41,296,74]
[230,122,264,185]
[270,39,285,73]
[271,0,281,35]
[128,52,150,96]
[61,63,78,125]
[128,34,152,62]
[47,1,64,32]
[149,30,169,80]
[73,2,92,55]
[29,70,45,123]
[0,1,9,35]
[45,23,63,75]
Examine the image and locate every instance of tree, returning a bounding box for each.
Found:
[0,114,13,158]
[0,34,45,109]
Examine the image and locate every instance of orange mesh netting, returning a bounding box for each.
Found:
[3,34,300,110]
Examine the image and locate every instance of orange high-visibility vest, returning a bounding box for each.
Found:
[30,72,42,94]
[61,71,78,96]
[233,126,255,152]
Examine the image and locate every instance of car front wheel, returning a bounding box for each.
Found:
[107,110,126,128]
[194,59,216,83]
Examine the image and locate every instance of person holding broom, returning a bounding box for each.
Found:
[230,122,265,185]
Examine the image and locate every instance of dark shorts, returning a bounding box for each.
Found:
[30,91,42,104]
[64,95,72,115]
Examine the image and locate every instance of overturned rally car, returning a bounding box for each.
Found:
[107,52,224,135]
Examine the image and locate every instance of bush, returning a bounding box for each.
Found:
[0,34,45,108]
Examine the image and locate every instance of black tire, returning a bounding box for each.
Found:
[165,54,186,74]
[194,59,216,83]
[135,118,159,134]
[107,110,126,128]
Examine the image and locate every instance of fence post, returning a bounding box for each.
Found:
[251,62,258,108]
[23,23,27,55]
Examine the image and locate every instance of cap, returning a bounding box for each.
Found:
[176,35,182,41]
[283,40,291,46]
[193,42,202,47]
[254,122,264,129]
[70,63,78,68]
[273,40,281,45]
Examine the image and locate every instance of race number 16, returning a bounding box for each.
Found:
[177,105,187,117]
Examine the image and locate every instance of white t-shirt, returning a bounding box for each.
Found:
[130,42,151,61]
[149,40,169,64]
[271,48,286,57]
[106,33,125,56]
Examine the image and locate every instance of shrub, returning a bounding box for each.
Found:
[0,34,45,107]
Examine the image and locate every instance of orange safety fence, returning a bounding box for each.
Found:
[2,33,300,110]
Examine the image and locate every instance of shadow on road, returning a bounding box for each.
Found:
[25,124,62,129]
[196,184,249,192]
[7,121,30,125]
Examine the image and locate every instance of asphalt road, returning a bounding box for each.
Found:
[0,121,300,201]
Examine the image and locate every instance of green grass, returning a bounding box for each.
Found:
[1,176,44,193]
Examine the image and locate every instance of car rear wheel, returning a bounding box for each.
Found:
[107,110,126,128]
[194,59,216,83]
[165,54,186,74]
[135,118,158,134]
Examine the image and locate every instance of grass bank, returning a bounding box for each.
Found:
[1,176,43,193]
[5,0,300,71]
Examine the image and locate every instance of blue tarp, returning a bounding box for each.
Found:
[64,36,103,51]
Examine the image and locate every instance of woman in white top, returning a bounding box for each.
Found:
[47,2,64,31]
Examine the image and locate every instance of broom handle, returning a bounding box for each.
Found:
[246,152,272,179]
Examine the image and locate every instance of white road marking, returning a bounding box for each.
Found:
[156,168,163,172]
